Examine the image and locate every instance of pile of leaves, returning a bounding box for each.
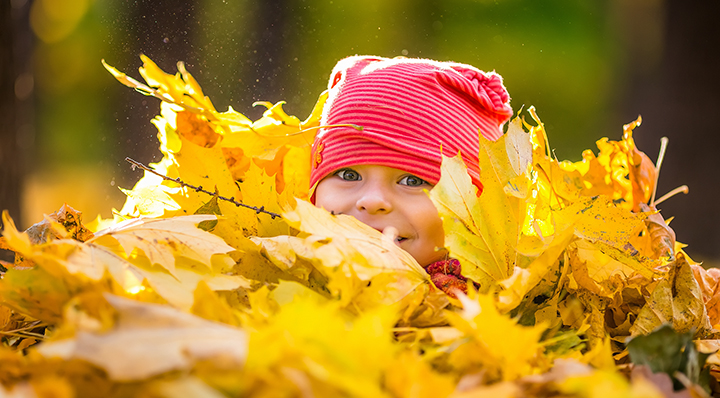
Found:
[2,56,720,397]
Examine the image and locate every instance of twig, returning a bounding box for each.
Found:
[125,157,282,219]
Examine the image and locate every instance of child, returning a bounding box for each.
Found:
[310,56,513,295]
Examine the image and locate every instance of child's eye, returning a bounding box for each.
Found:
[399,175,429,187]
[335,168,361,181]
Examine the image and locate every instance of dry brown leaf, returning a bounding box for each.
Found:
[630,252,710,337]
[690,264,720,327]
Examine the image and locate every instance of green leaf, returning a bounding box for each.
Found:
[194,196,221,231]
[627,324,712,392]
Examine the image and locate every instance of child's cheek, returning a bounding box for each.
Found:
[313,178,343,213]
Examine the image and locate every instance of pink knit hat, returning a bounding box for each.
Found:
[310,56,513,196]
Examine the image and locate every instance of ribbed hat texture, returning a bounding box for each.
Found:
[310,56,513,194]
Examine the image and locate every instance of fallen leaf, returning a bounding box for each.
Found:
[690,265,720,327]
[429,154,518,290]
[37,294,247,381]
[496,224,575,313]
[628,324,711,393]
[254,200,429,308]
[639,203,677,262]
[630,252,710,337]
[446,292,547,381]
[90,215,235,276]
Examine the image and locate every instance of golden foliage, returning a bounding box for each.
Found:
[0,56,714,397]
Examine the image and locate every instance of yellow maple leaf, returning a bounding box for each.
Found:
[103,56,222,121]
[130,259,251,311]
[281,199,428,281]
[0,266,74,323]
[105,56,322,190]
[558,367,663,398]
[429,154,517,290]
[253,200,429,308]
[89,215,234,276]
[2,212,250,314]
[36,294,247,382]
[384,350,455,398]
[550,197,660,303]
[245,287,397,397]
[119,104,290,243]
[445,292,547,381]
[429,118,535,289]
[567,195,649,249]
[568,240,655,295]
[164,133,242,217]
[1,210,33,256]
[221,100,316,159]
[560,115,657,212]
[235,162,287,236]
[496,224,575,312]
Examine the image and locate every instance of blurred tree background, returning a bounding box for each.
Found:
[2,0,719,262]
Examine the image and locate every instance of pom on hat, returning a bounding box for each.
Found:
[310,56,513,196]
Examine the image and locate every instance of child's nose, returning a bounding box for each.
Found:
[356,188,393,214]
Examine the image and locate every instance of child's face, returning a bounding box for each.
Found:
[315,164,446,266]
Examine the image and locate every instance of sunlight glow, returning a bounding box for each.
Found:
[127,285,146,295]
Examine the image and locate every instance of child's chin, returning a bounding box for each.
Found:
[412,252,447,268]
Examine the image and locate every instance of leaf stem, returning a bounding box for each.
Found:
[654,185,689,206]
[650,137,669,206]
[3,320,43,332]
[0,330,46,339]
[0,321,47,340]
[125,157,282,219]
